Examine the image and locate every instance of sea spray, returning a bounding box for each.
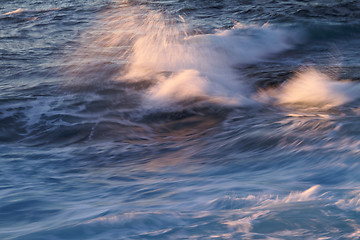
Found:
[65,4,302,108]
[263,67,360,109]
[122,9,247,106]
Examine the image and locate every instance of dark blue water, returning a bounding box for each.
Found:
[1,0,360,239]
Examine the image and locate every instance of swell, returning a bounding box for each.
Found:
[4,1,360,147]
[0,82,225,146]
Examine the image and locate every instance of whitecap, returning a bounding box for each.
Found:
[262,67,360,109]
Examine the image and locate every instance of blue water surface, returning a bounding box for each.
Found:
[1,0,360,239]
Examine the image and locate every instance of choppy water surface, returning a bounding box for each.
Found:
[1,0,360,239]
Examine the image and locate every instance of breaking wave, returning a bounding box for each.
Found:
[259,67,360,109]
[65,4,302,108]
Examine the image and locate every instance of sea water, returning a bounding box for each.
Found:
[1,0,360,239]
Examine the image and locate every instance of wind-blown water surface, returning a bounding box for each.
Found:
[1,0,360,239]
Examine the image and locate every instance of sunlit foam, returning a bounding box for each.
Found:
[123,9,303,108]
[259,67,360,109]
[120,9,247,107]
[145,69,243,106]
[223,211,269,233]
[210,185,322,234]
[65,3,301,108]
[4,8,23,15]
[208,185,322,212]
[336,190,360,212]
[283,185,321,203]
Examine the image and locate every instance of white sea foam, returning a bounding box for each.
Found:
[223,211,269,233]
[208,185,322,235]
[250,185,322,207]
[4,8,23,15]
[282,185,321,203]
[68,4,300,108]
[125,13,300,107]
[209,185,322,211]
[270,67,360,109]
[336,190,360,212]
[71,3,360,111]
